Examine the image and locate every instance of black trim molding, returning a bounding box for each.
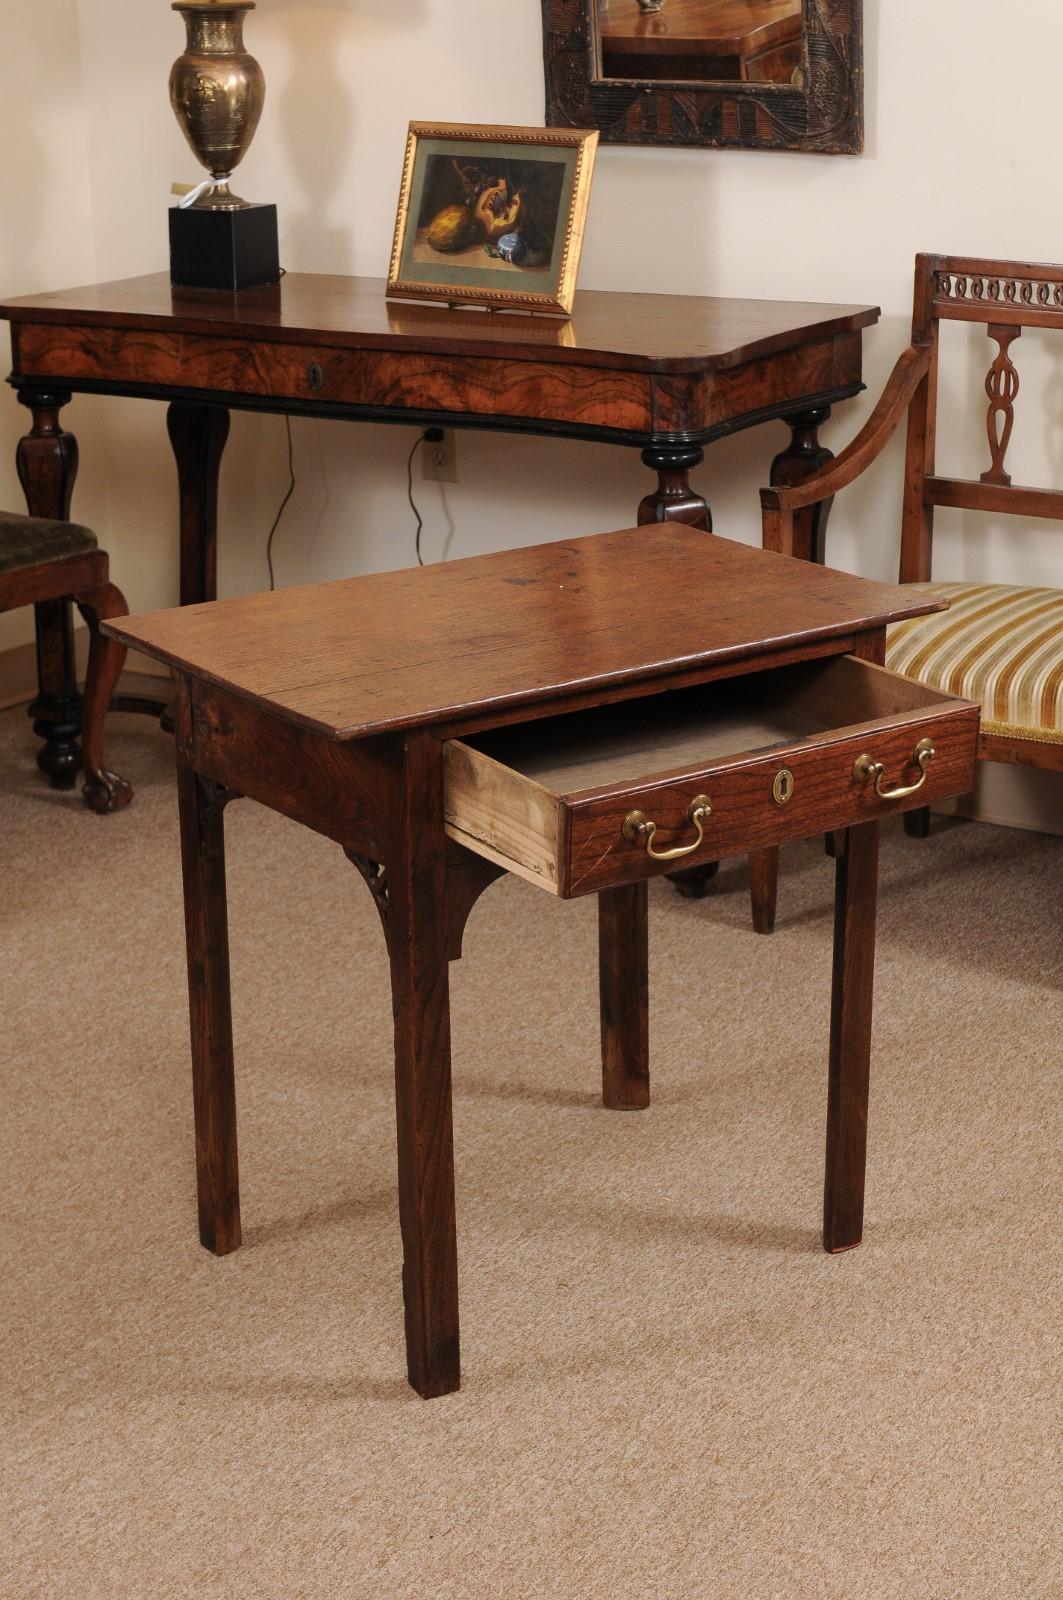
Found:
[9,373,864,451]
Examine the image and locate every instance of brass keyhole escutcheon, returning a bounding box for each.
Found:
[772,767,795,806]
[307,362,324,392]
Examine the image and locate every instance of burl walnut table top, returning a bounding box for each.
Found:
[0,272,878,377]
[107,528,942,742]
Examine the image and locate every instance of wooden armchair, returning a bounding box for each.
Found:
[1,510,132,811]
[751,253,1063,930]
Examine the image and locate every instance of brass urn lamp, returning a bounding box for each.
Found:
[168,0,280,290]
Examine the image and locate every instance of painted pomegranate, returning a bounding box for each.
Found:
[474,178,522,243]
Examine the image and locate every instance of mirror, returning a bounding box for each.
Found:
[598,0,805,87]
[543,0,863,155]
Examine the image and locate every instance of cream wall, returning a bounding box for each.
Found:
[2,0,1062,826]
[0,1,102,655]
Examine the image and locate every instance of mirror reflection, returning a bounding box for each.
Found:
[596,0,805,86]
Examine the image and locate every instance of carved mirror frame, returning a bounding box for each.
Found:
[542,0,863,155]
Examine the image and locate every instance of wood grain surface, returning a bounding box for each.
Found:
[10,321,864,445]
[599,883,650,1110]
[557,698,976,897]
[386,731,461,1397]
[104,529,948,743]
[173,677,242,1258]
[185,678,395,860]
[0,273,878,378]
[823,819,879,1253]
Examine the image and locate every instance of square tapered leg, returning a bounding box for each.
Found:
[823,820,880,1253]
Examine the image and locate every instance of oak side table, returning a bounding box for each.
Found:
[106,527,978,1399]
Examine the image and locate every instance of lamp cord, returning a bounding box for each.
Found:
[269,421,434,584]
[408,431,427,566]
[266,415,296,590]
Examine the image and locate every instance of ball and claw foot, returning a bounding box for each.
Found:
[82,769,133,814]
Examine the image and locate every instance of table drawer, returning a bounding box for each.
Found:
[443,655,980,898]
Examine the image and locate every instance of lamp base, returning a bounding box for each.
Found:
[169,203,280,292]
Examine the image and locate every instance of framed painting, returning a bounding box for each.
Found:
[388,123,599,316]
[542,0,863,156]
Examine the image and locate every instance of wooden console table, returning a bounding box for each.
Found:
[1,273,876,783]
[106,527,978,1398]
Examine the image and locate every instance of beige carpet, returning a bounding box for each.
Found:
[2,699,1061,1600]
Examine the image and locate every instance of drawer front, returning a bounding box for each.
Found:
[13,324,654,432]
[562,702,979,897]
[444,655,982,899]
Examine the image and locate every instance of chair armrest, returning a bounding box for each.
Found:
[760,344,931,555]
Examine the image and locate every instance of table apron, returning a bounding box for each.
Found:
[179,676,396,860]
[8,323,864,449]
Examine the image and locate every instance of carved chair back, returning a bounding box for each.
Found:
[901,253,1063,584]
[753,253,1063,939]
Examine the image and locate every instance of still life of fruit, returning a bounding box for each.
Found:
[474,178,522,242]
[419,157,558,269]
[425,203,477,253]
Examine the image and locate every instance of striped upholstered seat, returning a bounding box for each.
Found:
[886,582,1063,747]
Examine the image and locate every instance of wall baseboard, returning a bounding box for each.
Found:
[933,759,1062,839]
[0,633,167,712]
[935,797,1063,839]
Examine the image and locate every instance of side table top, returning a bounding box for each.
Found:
[0,273,878,376]
[106,528,944,741]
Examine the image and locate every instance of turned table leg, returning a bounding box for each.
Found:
[637,447,718,897]
[388,732,461,1398]
[769,405,835,564]
[160,404,231,731]
[176,753,242,1256]
[637,444,712,529]
[167,402,231,607]
[748,407,839,932]
[17,389,82,787]
[823,820,879,1254]
[599,883,649,1110]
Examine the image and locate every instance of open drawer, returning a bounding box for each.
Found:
[443,654,980,898]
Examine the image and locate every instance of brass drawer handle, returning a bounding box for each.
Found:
[853,736,936,800]
[622,794,711,861]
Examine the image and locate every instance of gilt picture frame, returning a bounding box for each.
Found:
[387,122,599,316]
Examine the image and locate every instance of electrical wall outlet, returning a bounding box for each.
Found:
[422,429,458,483]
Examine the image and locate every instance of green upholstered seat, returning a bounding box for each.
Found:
[0,509,97,574]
